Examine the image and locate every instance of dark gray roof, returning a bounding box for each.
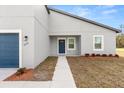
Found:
[45,5,50,14]
[47,7,121,33]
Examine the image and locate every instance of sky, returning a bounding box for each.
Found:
[49,5,124,32]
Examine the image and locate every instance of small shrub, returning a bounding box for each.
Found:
[96,54,101,56]
[91,53,95,57]
[16,67,26,76]
[108,54,113,57]
[114,54,119,58]
[85,53,90,57]
[102,54,107,57]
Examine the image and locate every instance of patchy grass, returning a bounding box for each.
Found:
[31,56,58,81]
[67,56,124,88]
[116,48,124,57]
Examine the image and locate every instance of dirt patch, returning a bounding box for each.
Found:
[67,56,124,88]
[30,56,58,81]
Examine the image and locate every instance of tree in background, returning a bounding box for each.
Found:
[116,24,124,48]
[116,34,124,48]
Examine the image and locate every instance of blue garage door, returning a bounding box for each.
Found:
[0,33,19,68]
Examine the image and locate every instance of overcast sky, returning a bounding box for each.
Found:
[49,5,124,31]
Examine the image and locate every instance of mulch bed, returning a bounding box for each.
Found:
[4,57,58,81]
[4,69,33,81]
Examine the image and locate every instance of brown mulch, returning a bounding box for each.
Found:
[4,56,58,81]
[30,56,58,81]
[4,69,33,81]
[67,56,124,88]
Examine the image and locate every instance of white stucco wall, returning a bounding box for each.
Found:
[33,6,49,67]
[0,6,35,68]
[0,5,50,68]
[49,10,117,55]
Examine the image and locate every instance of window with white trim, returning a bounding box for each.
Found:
[67,37,76,50]
[93,35,104,51]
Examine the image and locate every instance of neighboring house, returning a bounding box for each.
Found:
[0,5,120,68]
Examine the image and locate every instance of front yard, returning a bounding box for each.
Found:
[30,56,58,81]
[67,56,124,88]
[4,56,58,81]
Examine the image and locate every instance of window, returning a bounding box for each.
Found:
[67,37,76,50]
[93,35,104,51]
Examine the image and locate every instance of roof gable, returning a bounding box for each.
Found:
[48,7,121,33]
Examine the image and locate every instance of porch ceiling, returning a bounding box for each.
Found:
[49,32,82,36]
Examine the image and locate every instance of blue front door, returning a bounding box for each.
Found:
[59,39,65,54]
[0,33,19,68]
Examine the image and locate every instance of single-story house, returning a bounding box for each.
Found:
[0,5,120,68]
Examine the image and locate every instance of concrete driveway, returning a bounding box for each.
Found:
[0,68,17,81]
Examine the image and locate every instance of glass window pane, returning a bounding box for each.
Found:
[95,43,101,49]
[68,38,75,49]
[69,39,74,44]
[69,44,74,48]
[95,37,102,49]
[95,37,101,44]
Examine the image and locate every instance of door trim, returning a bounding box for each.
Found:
[0,29,22,68]
[57,37,66,55]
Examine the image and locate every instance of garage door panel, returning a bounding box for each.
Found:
[0,33,19,68]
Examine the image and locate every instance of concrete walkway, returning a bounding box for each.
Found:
[0,56,76,88]
[51,56,76,88]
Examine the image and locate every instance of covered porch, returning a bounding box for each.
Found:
[49,35,81,56]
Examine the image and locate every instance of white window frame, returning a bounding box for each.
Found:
[67,37,76,50]
[0,29,22,68]
[93,35,104,51]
